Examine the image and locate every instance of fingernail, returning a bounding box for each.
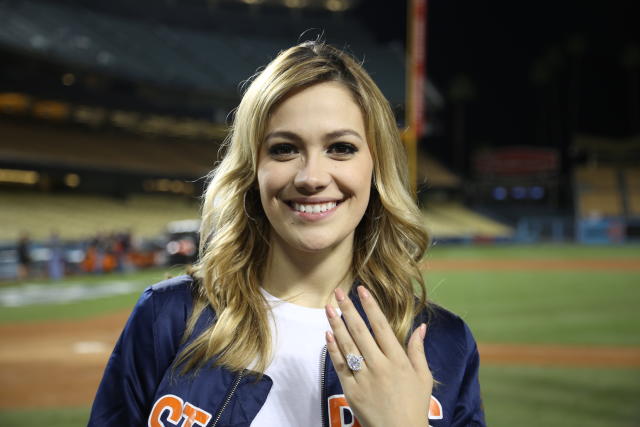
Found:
[325,304,337,318]
[419,323,427,339]
[325,331,335,343]
[358,286,370,299]
[335,288,346,302]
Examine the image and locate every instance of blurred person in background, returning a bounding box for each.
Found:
[47,230,64,280]
[102,232,118,273]
[116,229,133,272]
[17,231,31,280]
[90,41,484,427]
[82,236,98,273]
[94,232,107,274]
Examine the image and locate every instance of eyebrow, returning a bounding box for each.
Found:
[326,129,364,141]
[264,129,364,142]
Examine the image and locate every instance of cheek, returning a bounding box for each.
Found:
[256,169,273,211]
[349,161,374,198]
[257,164,290,202]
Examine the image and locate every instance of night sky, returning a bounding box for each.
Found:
[4,0,636,157]
[358,0,638,152]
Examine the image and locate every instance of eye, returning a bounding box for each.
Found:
[268,143,298,159]
[327,142,358,157]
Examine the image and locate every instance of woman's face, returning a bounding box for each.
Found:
[257,81,373,254]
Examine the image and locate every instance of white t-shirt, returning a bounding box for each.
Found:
[251,288,339,427]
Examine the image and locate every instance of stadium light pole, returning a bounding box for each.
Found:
[404,0,427,197]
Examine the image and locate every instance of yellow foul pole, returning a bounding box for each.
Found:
[404,0,427,196]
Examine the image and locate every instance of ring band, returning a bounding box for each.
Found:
[346,353,365,371]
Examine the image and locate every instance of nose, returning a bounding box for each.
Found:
[294,155,331,193]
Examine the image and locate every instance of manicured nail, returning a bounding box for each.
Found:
[335,287,346,302]
[358,286,370,299]
[325,304,337,318]
[419,323,427,339]
[325,331,335,343]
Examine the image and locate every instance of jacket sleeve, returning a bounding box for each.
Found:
[88,286,184,426]
[452,323,486,427]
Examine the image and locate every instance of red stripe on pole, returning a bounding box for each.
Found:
[410,0,427,137]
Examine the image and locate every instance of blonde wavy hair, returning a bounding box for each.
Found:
[177,41,430,375]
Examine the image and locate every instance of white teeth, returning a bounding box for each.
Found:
[292,201,338,213]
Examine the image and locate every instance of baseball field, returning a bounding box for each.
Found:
[0,243,638,426]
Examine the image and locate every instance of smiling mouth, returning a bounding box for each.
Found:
[285,200,343,214]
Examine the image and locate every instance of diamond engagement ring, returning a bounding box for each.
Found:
[346,353,365,372]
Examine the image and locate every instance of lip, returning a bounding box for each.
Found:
[285,198,344,204]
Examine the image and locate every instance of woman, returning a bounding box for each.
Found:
[90,41,485,427]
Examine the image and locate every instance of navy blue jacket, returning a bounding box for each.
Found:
[89,275,485,426]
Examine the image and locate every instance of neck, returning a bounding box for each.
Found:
[262,234,354,308]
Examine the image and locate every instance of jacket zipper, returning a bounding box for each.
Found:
[319,345,328,427]
[211,370,245,427]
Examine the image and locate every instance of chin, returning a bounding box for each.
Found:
[271,227,355,255]
[290,233,350,254]
[294,240,337,253]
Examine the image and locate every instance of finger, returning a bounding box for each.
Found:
[407,323,430,377]
[333,288,381,362]
[325,330,357,384]
[356,286,405,359]
[325,303,365,366]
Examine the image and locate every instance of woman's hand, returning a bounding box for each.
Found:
[325,286,433,427]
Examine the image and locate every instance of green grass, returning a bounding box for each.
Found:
[0,267,185,324]
[0,292,142,324]
[0,266,185,289]
[427,242,640,259]
[426,270,640,346]
[0,408,89,427]
[481,365,640,427]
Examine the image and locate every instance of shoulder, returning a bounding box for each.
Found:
[141,274,195,305]
[418,303,479,370]
[425,304,474,343]
[420,305,486,425]
[118,274,198,366]
[147,274,195,299]
[129,274,196,332]
[89,275,198,425]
